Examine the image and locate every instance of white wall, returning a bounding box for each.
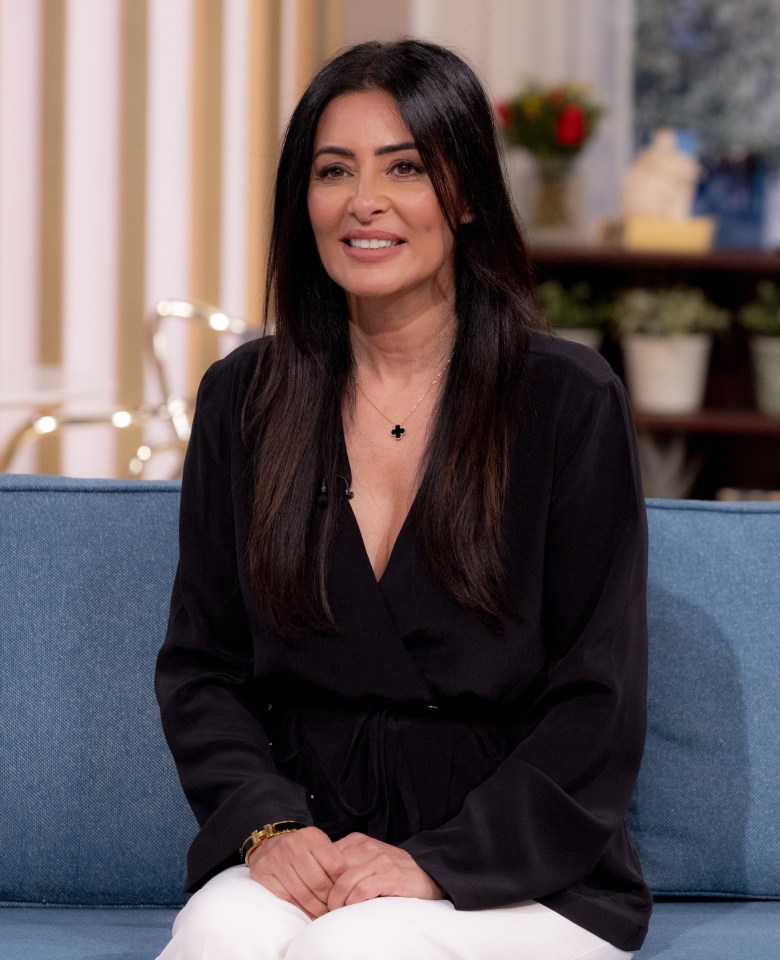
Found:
[0,0,42,472]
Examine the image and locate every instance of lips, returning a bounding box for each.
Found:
[340,230,405,246]
[348,237,401,249]
[339,230,406,261]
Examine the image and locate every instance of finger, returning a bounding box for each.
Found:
[301,830,349,882]
[342,868,439,905]
[284,861,331,919]
[250,830,344,917]
[327,852,446,909]
[327,863,375,911]
[333,832,375,854]
[343,874,388,906]
[332,833,382,869]
[252,873,312,916]
[251,828,343,884]
[272,827,348,879]
[290,849,339,907]
[255,860,328,919]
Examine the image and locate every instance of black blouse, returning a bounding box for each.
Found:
[155,332,652,952]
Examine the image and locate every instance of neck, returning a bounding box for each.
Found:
[348,299,455,384]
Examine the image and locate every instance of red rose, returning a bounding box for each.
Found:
[495,101,510,128]
[555,105,586,147]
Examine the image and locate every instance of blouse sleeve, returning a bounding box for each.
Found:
[155,358,313,891]
[401,372,648,909]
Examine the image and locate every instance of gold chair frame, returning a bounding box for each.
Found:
[0,299,249,478]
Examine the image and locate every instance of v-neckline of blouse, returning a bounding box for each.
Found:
[338,427,420,588]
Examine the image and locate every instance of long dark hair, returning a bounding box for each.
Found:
[245,39,546,636]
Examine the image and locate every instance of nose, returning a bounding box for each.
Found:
[348,171,389,222]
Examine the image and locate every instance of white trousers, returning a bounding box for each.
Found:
[157,865,633,960]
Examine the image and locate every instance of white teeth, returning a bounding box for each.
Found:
[349,238,398,249]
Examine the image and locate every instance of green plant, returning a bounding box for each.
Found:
[496,83,603,160]
[612,287,730,337]
[537,280,603,330]
[738,281,780,336]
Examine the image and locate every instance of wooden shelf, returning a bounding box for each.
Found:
[634,411,780,436]
[531,245,780,274]
[529,246,780,497]
[530,245,780,316]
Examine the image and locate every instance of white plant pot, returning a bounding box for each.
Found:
[750,336,780,416]
[621,334,712,415]
[556,328,602,351]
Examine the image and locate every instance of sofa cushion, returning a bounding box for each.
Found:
[635,901,780,959]
[0,476,195,906]
[630,500,780,898]
[0,906,177,960]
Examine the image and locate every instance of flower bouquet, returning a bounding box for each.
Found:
[496,83,603,159]
[496,83,603,229]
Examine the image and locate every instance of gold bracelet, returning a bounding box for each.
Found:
[240,821,305,866]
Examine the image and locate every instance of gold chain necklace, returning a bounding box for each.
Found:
[356,357,452,441]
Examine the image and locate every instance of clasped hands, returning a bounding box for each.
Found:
[247,826,444,919]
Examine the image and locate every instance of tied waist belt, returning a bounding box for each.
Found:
[269,693,522,725]
[267,697,523,843]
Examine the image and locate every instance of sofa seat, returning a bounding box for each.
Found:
[636,901,780,958]
[0,906,177,960]
[2,900,778,959]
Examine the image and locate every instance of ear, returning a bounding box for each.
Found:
[460,206,475,225]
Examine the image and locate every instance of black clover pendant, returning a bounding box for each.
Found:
[390,424,405,440]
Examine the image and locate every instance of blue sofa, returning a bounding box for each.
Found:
[1,475,778,959]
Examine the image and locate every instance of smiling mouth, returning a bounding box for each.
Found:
[346,238,403,249]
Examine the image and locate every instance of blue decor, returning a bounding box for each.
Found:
[694,157,768,250]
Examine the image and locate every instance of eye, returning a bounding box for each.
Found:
[315,164,351,181]
[390,159,424,178]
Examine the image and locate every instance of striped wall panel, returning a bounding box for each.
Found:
[0,0,343,478]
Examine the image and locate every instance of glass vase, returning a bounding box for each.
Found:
[533,157,575,229]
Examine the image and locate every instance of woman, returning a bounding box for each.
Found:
[155,39,651,960]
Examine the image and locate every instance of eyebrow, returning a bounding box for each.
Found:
[313,141,417,159]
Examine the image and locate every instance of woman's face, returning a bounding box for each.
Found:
[307,89,457,313]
